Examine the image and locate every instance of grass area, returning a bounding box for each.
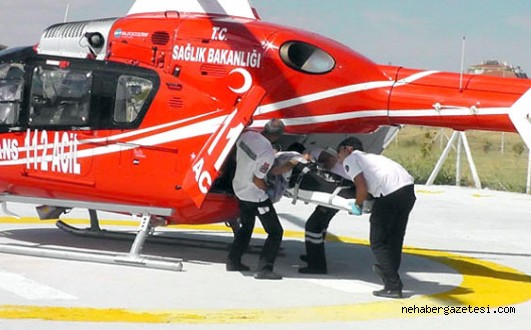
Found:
[382,126,530,193]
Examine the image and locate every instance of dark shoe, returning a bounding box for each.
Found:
[298,266,327,274]
[372,288,403,299]
[253,269,282,280]
[372,264,384,284]
[226,262,250,272]
[299,254,308,262]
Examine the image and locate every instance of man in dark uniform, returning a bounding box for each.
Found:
[298,147,357,274]
[337,137,416,298]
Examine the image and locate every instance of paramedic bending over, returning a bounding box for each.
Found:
[336,137,416,299]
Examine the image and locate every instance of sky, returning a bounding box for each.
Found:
[1,0,530,73]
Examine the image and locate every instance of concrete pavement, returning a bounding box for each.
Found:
[0,184,529,329]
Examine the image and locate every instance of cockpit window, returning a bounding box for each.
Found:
[0,63,24,126]
[0,48,159,130]
[29,66,92,127]
[280,41,335,74]
[114,75,153,124]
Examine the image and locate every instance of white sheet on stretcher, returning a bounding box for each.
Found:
[284,187,373,214]
[285,187,355,212]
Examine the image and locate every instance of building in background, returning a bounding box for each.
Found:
[468,60,528,79]
[0,44,6,51]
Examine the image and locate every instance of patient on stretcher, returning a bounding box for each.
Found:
[266,149,360,213]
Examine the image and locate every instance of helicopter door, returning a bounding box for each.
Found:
[182,85,266,207]
[23,63,95,184]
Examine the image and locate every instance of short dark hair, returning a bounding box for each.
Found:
[286,142,305,153]
[337,137,364,152]
[263,118,285,136]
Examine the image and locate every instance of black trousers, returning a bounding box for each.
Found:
[227,199,283,271]
[369,184,416,290]
[304,205,338,270]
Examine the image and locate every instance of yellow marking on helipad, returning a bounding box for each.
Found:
[415,189,444,195]
[472,193,493,198]
[0,219,530,323]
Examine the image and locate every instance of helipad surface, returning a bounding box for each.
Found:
[0,184,530,329]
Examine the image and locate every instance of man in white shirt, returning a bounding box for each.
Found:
[227,118,297,280]
[337,137,416,299]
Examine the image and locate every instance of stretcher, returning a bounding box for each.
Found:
[285,164,358,212]
[268,151,372,213]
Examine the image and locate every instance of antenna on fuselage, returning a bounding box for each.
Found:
[459,36,466,92]
[63,3,70,23]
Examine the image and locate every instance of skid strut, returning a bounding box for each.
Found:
[112,214,183,270]
[112,214,183,271]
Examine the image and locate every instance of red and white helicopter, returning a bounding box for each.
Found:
[1,0,530,269]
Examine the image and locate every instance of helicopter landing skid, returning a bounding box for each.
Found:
[55,216,271,255]
[0,194,183,271]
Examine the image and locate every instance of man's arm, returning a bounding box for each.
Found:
[268,158,298,176]
[353,173,368,207]
[253,175,269,191]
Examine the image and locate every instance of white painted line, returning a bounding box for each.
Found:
[0,271,77,300]
[305,278,381,293]
[406,271,462,284]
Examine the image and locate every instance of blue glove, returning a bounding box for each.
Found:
[350,203,363,216]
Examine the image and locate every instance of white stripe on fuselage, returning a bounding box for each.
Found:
[74,110,222,146]
[254,70,439,115]
[0,71,512,167]
[0,111,224,166]
[251,106,510,129]
[76,115,227,159]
